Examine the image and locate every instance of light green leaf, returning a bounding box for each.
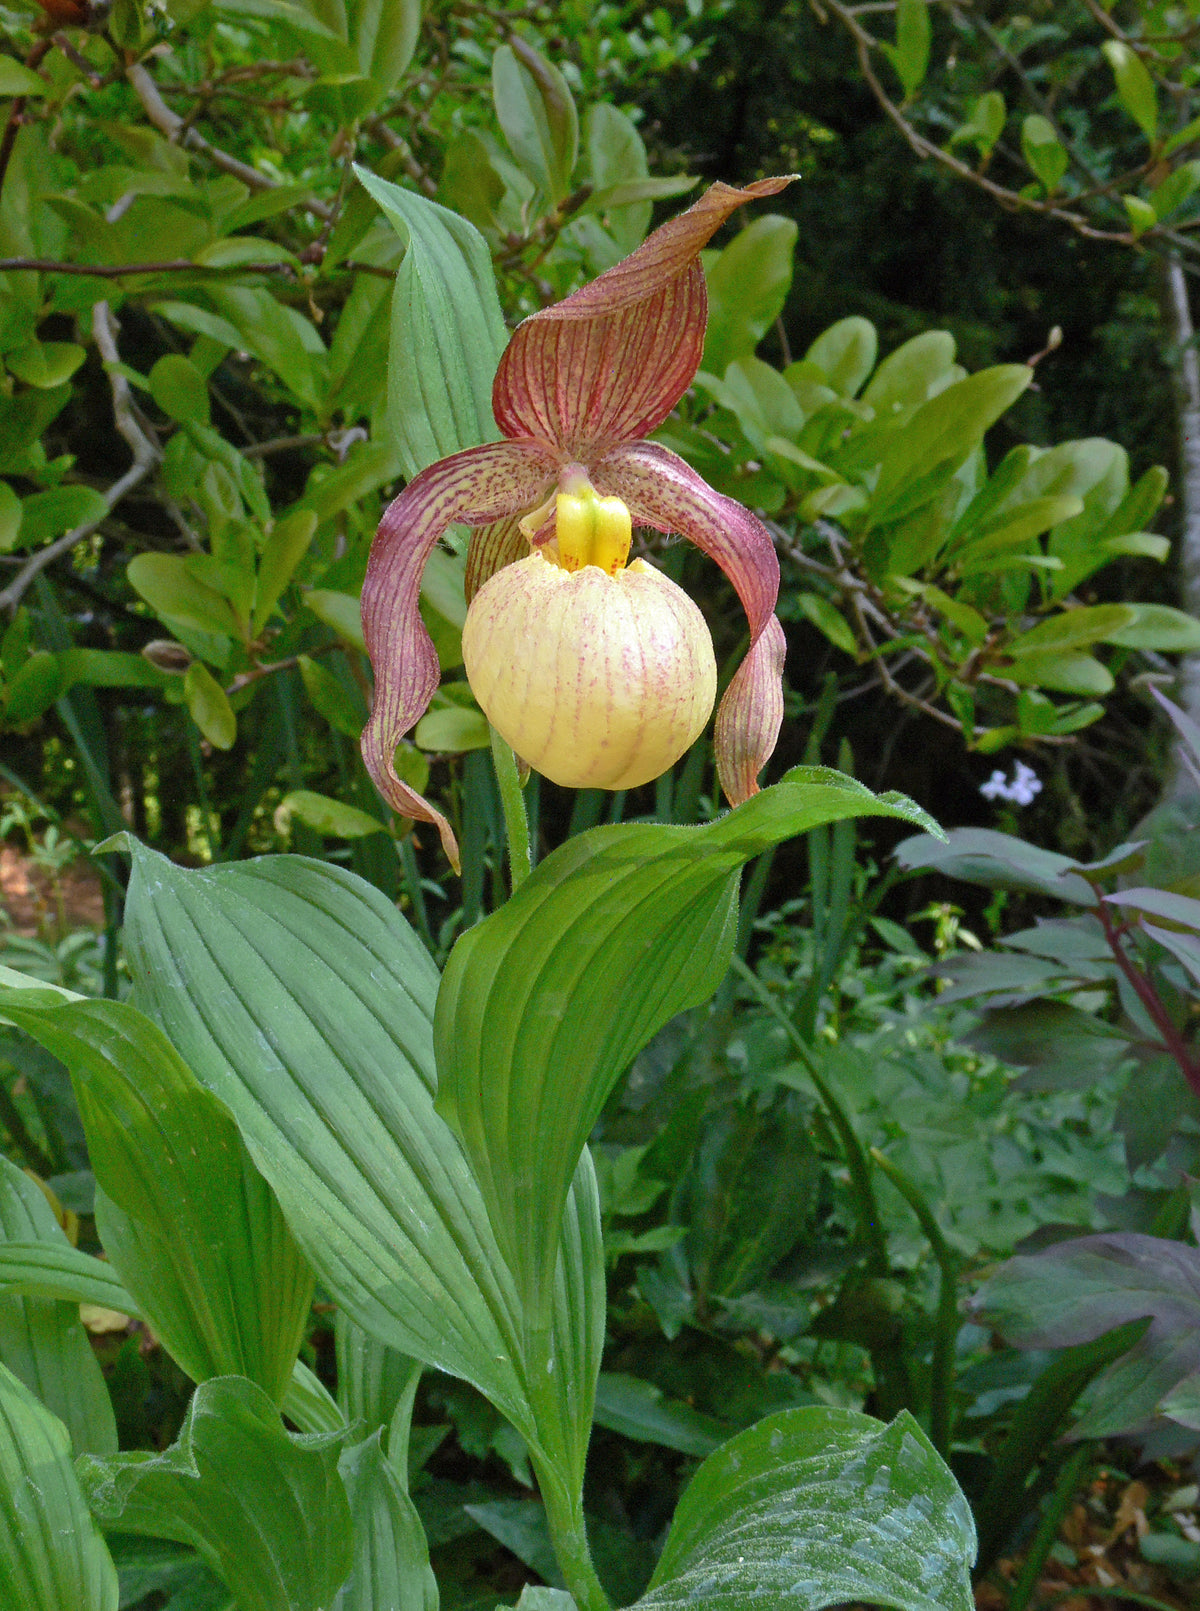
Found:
[298,654,366,739]
[1164,114,1200,159]
[0,479,20,552]
[205,286,326,414]
[333,1432,436,1611]
[1100,532,1169,562]
[193,237,299,269]
[1103,40,1157,140]
[0,996,314,1404]
[1123,194,1157,237]
[703,215,798,375]
[354,166,507,477]
[149,353,211,426]
[0,1155,116,1456]
[0,1362,118,1611]
[1151,159,1200,221]
[862,330,956,415]
[593,1373,728,1458]
[56,648,171,691]
[1103,603,1200,652]
[116,846,598,1493]
[1005,652,1114,696]
[304,586,366,650]
[128,552,239,639]
[0,59,50,97]
[796,591,857,655]
[6,340,85,389]
[184,661,237,749]
[277,789,387,839]
[78,1376,352,1611]
[1006,603,1135,657]
[433,769,939,1326]
[284,1361,346,1438]
[872,365,1032,521]
[804,317,877,399]
[492,42,578,206]
[948,91,1006,156]
[634,1407,974,1611]
[415,703,491,751]
[18,484,108,545]
[334,1309,421,1460]
[4,649,61,722]
[1021,114,1068,194]
[892,0,931,98]
[0,1241,135,1313]
[253,508,318,633]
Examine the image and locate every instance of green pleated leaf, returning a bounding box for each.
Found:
[78,1376,352,1611]
[635,1407,974,1611]
[334,1310,421,1463]
[0,994,314,1405]
[0,1156,116,1457]
[354,165,506,476]
[116,843,599,1490]
[284,1360,346,1437]
[333,1432,437,1611]
[0,1361,118,1611]
[0,1241,136,1313]
[434,769,939,1324]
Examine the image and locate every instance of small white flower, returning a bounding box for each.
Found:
[980,761,1042,806]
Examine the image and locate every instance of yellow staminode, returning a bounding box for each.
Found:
[553,486,632,576]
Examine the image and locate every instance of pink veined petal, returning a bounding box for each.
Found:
[361,441,556,869]
[595,439,785,802]
[595,441,779,637]
[714,614,787,806]
[492,176,795,456]
[464,513,527,604]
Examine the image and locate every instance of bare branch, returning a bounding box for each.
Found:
[126,60,332,221]
[0,303,160,616]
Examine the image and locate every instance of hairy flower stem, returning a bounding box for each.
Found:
[490,724,531,893]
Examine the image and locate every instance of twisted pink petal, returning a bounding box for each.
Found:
[594,440,785,803]
[492,177,794,457]
[361,441,556,868]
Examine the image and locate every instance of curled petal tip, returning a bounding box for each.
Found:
[715,615,787,807]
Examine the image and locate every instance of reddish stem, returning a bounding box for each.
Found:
[1095,897,1200,1101]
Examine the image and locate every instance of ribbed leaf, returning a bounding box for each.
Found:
[354,166,506,477]
[635,1407,974,1611]
[0,1242,136,1313]
[333,1432,437,1611]
[0,1361,118,1611]
[335,1309,423,1477]
[78,1376,351,1611]
[0,1155,115,1456]
[434,768,938,1324]
[0,994,313,1405]
[116,844,598,1489]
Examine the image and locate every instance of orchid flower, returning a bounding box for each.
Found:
[361,176,792,870]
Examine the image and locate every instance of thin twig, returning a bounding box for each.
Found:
[0,303,159,615]
[126,60,332,221]
[0,256,298,277]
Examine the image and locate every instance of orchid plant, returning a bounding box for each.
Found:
[0,175,979,1611]
[360,179,790,870]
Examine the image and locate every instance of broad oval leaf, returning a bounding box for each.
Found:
[703,214,799,376]
[434,769,938,1325]
[635,1406,974,1611]
[0,1361,118,1611]
[78,1375,353,1611]
[0,994,314,1405]
[116,842,602,1500]
[0,1155,116,1456]
[973,1233,1200,1439]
